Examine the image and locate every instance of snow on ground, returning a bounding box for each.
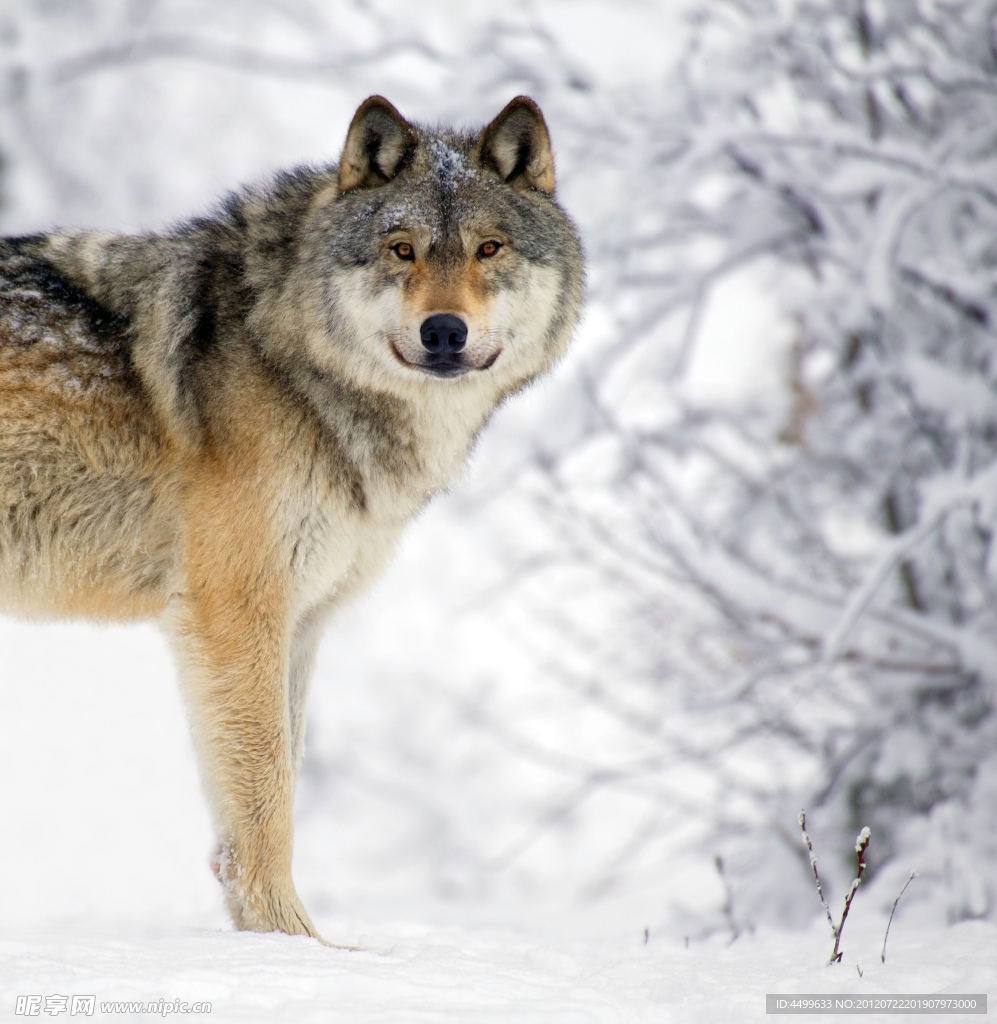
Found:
[1,916,993,1022]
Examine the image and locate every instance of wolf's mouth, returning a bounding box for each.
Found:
[390,341,499,377]
[418,358,470,378]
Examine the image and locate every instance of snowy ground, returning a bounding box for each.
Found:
[2,916,993,1022]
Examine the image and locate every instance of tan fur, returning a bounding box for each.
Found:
[0,95,583,939]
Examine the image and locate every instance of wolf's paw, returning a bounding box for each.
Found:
[233,887,319,938]
[212,843,320,939]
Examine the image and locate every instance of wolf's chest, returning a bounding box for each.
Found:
[285,481,421,614]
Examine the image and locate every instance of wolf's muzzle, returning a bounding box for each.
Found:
[418,314,469,376]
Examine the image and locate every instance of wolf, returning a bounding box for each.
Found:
[0,96,583,939]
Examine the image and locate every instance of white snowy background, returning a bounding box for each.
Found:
[0,0,995,1020]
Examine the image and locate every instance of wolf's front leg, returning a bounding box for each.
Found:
[167,585,319,939]
[288,604,331,786]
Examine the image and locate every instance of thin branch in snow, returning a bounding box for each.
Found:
[799,810,836,933]
[800,811,871,964]
[830,826,871,965]
[715,855,739,945]
[881,871,917,963]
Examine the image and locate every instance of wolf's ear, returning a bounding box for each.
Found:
[338,96,418,194]
[477,96,555,196]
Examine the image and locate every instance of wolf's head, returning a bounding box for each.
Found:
[294,96,583,407]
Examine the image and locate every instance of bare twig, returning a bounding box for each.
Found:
[799,810,835,933]
[715,854,741,945]
[830,826,870,963]
[881,870,917,963]
[800,812,871,964]
[49,34,443,85]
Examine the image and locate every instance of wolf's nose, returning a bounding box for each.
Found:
[420,314,467,353]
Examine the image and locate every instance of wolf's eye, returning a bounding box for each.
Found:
[392,242,414,261]
[478,240,502,259]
